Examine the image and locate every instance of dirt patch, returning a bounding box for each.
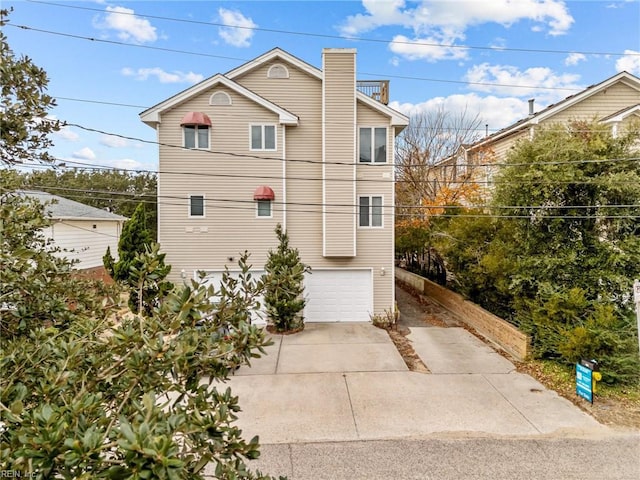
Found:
[386,327,430,373]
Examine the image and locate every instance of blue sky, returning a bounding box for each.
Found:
[4,0,640,172]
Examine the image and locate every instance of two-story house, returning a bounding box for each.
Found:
[140,48,408,322]
[433,70,640,191]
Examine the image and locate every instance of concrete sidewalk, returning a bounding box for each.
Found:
[224,323,603,445]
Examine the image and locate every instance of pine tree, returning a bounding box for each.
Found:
[112,202,152,282]
[263,224,310,332]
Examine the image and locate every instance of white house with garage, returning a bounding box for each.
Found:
[140,48,408,322]
[23,191,127,275]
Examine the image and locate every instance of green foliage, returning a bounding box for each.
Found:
[0,191,284,478]
[433,121,640,385]
[262,224,310,333]
[112,202,153,282]
[0,171,113,338]
[128,243,173,316]
[106,202,171,312]
[0,8,61,165]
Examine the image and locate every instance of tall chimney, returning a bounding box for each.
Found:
[322,48,356,257]
[528,99,535,117]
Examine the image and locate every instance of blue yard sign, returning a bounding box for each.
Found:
[576,362,593,403]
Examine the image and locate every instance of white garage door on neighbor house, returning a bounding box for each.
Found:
[303,269,373,322]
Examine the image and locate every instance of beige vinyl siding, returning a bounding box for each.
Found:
[44,220,122,269]
[156,55,398,315]
[237,58,395,313]
[539,82,640,124]
[322,50,356,257]
[234,60,325,271]
[157,86,284,279]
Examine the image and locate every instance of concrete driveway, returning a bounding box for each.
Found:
[224,322,604,445]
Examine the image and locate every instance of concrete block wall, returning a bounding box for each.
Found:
[396,268,530,361]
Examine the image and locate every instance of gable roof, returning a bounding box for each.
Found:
[140,74,299,127]
[468,71,640,150]
[600,103,640,123]
[20,191,128,222]
[141,47,408,129]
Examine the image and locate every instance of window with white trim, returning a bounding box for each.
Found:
[359,127,387,163]
[256,200,272,218]
[210,91,232,106]
[250,125,276,150]
[267,64,289,79]
[184,126,209,149]
[359,196,383,228]
[189,195,205,217]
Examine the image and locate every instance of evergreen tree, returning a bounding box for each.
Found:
[262,224,310,332]
[112,202,152,282]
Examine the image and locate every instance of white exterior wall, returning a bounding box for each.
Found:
[43,220,122,269]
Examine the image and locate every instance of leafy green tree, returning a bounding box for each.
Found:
[0,170,111,338]
[436,121,640,384]
[0,190,283,478]
[107,202,171,313]
[262,224,310,333]
[0,9,61,165]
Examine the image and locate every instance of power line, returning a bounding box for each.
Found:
[64,122,640,170]
[18,157,640,189]
[3,22,600,93]
[25,184,640,217]
[25,0,640,58]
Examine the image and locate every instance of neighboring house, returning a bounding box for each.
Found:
[434,70,640,189]
[22,191,127,275]
[140,48,409,322]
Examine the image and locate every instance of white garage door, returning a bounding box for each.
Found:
[304,269,373,322]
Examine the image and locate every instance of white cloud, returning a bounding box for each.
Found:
[218,8,256,47]
[54,125,79,142]
[100,134,129,148]
[121,67,204,84]
[463,63,582,100]
[339,0,574,61]
[565,52,586,66]
[98,6,157,43]
[72,147,96,161]
[390,93,531,134]
[111,158,143,170]
[389,34,468,62]
[615,50,640,75]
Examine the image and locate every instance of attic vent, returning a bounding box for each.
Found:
[210,91,232,106]
[267,64,289,79]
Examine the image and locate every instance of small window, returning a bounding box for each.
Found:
[267,64,289,79]
[189,195,205,217]
[256,200,272,218]
[184,126,209,149]
[210,91,232,106]
[359,196,383,228]
[250,125,276,151]
[359,127,387,163]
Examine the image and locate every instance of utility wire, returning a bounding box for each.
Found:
[3,23,593,93]
[18,157,640,188]
[64,122,640,169]
[25,0,640,58]
[26,184,640,216]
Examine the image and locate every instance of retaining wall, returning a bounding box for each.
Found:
[396,267,530,361]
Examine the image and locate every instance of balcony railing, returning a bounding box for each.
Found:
[357,80,389,105]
